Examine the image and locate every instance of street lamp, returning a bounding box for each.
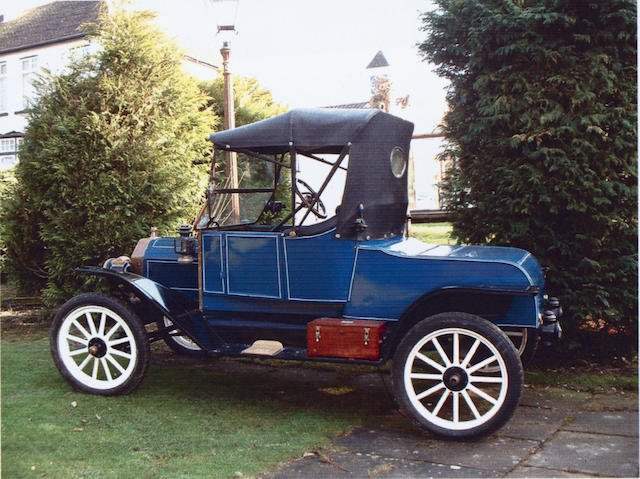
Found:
[210,0,240,223]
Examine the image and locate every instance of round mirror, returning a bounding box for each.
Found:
[390,147,407,178]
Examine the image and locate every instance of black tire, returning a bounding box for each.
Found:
[50,293,150,396]
[156,316,206,357]
[392,312,523,439]
[503,327,538,368]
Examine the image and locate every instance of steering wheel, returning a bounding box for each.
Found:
[295,179,327,219]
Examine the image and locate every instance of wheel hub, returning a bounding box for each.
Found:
[88,338,107,358]
[442,366,468,391]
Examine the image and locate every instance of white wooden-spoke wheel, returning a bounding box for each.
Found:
[393,313,523,438]
[50,293,149,395]
[158,316,205,356]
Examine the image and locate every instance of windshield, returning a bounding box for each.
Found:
[197,147,349,233]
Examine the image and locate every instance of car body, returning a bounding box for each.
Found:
[51,108,562,438]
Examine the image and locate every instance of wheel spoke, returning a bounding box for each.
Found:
[453,332,460,365]
[77,354,93,371]
[461,339,480,368]
[105,354,126,374]
[105,322,121,340]
[71,319,91,340]
[467,355,497,374]
[109,349,132,359]
[108,337,130,347]
[452,391,460,423]
[469,375,504,384]
[415,352,446,372]
[100,358,113,381]
[98,312,106,336]
[86,312,98,336]
[506,330,523,338]
[68,348,87,357]
[432,337,451,367]
[66,334,88,346]
[416,382,445,401]
[467,384,498,405]
[410,373,443,381]
[461,390,481,419]
[432,389,450,416]
[91,357,99,379]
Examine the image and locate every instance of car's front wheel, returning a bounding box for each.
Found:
[392,312,523,439]
[50,293,150,395]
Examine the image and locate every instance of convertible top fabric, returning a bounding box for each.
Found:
[210,108,381,154]
[209,108,415,240]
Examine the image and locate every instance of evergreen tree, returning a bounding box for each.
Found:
[0,7,215,303]
[419,0,637,355]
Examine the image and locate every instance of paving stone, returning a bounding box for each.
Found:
[505,465,598,477]
[562,411,639,437]
[378,460,499,478]
[525,431,639,477]
[266,451,496,479]
[582,392,639,412]
[409,435,539,473]
[333,428,425,459]
[520,387,591,410]
[511,404,570,423]
[496,405,567,441]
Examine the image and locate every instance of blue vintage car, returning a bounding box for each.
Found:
[50,108,561,438]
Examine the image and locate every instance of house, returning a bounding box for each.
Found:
[0,1,217,171]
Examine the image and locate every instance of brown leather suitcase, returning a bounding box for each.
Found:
[307,318,387,360]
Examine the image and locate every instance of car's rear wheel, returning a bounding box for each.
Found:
[158,316,206,356]
[50,293,150,395]
[392,313,523,438]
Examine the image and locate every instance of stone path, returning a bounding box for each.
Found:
[150,353,638,478]
[264,380,638,478]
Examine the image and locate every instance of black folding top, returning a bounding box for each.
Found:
[210,108,380,154]
[209,108,415,240]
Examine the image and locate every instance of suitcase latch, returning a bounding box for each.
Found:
[364,327,370,345]
[315,326,321,343]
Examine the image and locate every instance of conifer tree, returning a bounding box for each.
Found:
[1,7,215,303]
[419,0,637,355]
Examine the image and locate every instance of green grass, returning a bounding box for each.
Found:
[1,336,392,479]
[409,222,454,244]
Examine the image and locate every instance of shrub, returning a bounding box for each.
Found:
[419,0,637,356]
[0,7,215,304]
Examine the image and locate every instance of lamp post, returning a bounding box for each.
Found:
[211,0,240,224]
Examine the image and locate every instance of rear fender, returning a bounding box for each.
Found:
[381,286,539,361]
[76,267,214,351]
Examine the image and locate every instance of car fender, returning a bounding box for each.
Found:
[76,266,215,351]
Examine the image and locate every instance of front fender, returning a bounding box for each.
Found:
[76,267,214,351]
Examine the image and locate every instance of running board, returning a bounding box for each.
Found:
[241,340,284,356]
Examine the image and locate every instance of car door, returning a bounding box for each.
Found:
[200,230,284,304]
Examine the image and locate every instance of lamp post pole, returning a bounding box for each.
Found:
[220,41,240,224]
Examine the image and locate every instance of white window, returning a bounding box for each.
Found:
[0,138,15,153]
[0,62,7,113]
[0,154,18,171]
[21,55,38,109]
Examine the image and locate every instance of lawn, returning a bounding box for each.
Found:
[409,222,454,244]
[1,322,393,479]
